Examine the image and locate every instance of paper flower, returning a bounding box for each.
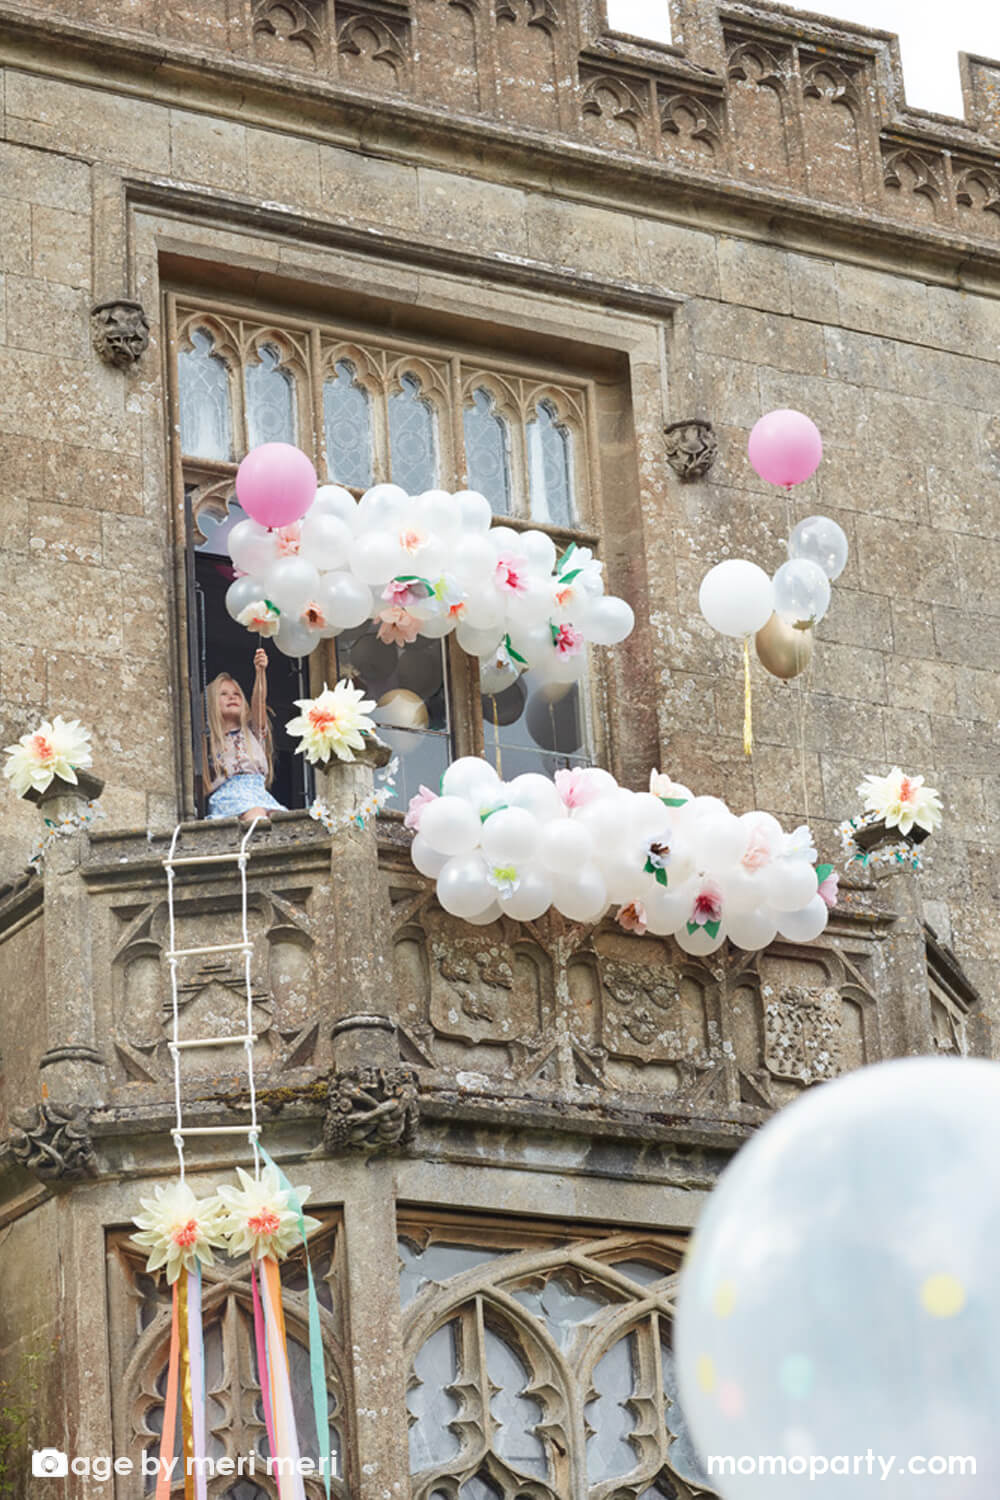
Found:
[216,1165,320,1263]
[858,767,943,836]
[300,601,327,631]
[487,864,520,898]
[398,526,430,557]
[131,1179,227,1283]
[553,623,584,658]
[495,555,528,594]
[383,578,424,607]
[376,606,421,646]
[617,900,647,935]
[784,824,818,863]
[276,525,301,557]
[3,715,93,797]
[816,865,839,909]
[643,833,673,886]
[649,769,692,807]
[555,767,602,810]
[236,600,281,637]
[557,543,603,590]
[405,784,438,831]
[286,680,376,764]
[690,884,722,929]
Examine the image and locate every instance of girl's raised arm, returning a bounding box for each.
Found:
[250,647,269,740]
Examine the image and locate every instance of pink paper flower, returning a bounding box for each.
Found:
[691,884,723,927]
[383,578,422,607]
[405,785,438,831]
[495,555,528,594]
[276,524,301,556]
[617,901,647,936]
[300,600,327,630]
[376,607,421,645]
[817,869,840,909]
[399,527,428,556]
[553,623,584,658]
[742,826,774,872]
[555,767,602,809]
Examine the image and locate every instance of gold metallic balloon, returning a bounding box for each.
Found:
[375,688,429,731]
[754,612,815,680]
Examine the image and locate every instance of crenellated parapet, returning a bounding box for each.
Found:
[5,0,1000,248]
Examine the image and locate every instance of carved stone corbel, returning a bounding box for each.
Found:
[664,418,718,480]
[323,1014,418,1152]
[91,299,150,368]
[7,1101,98,1181]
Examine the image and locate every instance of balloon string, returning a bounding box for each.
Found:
[492,693,502,779]
[743,636,753,757]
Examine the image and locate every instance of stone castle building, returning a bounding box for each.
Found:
[0,0,997,1493]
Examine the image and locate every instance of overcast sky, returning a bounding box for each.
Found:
[606,0,1000,118]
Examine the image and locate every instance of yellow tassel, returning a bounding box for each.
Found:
[743,636,753,757]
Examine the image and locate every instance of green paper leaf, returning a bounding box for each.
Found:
[557,541,577,574]
[655,867,669,888]
[480,803,508,823]
[263,599,281,615]
[705,919,720,938]
[504,633,527,665]
[686,920,699,935]
[660,796,688,807]
[814,863,833,886]
[550,623,560,644]
[559,567,582,584]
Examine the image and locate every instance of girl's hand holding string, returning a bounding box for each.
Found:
[254,647,268,673]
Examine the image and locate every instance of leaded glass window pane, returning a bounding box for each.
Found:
[389,372,438,493]
[586,1332,638,1481]
[324,358,374,488]
[661,1342,712,1488]
[482,668,589,783]
[463,386,512,514]
[527,399,575,526]
[178,326,233,460]
[408,1320,462,1471]
[483,1327,548,1477]
[245,342,296,448]
[399,1239,511,1309]
[335,622,450,810]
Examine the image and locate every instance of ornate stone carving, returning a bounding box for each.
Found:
[7,1101,98,1180]
[954,163,1000,218]
[252,0,324,61]
[659,90,726,159]
[580,71,648,151]
[883,146,945,212]
[764,984,843,1084]
[337,10,409,90]
[323,1064,418,1152]
[664,419,717,480]
[91,299,150,369]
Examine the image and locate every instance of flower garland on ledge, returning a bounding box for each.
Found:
[28,801,106,871]
[840,767,943,873]
[308,756,399,836]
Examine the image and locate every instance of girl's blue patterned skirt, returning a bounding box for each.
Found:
[206,773,286,820]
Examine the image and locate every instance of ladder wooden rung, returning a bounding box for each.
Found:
[165,852,248,868]
[173,1125,260,1138]
[166,941,253,959]
[170,1034,258,1050]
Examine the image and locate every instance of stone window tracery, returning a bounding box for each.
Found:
[399,1214,717,1500]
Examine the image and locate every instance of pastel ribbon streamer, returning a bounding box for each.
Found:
[251,1259,278,1463]
[261,1255,306,1500]
[155,1282,180,1500]
[187,1263,208,1500]
[261,1144,333,1495]
[178,1270,194,1500]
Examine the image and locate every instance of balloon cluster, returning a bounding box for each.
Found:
[406,760,832,950]
[698,411,848,683]
[224,443,635,680]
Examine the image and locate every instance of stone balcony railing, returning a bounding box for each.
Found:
[0,751,985,1192]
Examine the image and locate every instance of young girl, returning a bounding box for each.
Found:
[203,648,286,824]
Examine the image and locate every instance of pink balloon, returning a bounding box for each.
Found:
[235,443,317,528]
[747,409,822,488]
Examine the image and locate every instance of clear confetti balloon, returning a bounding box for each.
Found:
[676,1058,1000,1498]
[788,515,849,581]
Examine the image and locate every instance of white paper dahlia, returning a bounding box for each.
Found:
[286,680,376,764]
[858,767,943,836]
[216,1164,320,1262]
[131,1179,227,1283]
[3,716,93,797]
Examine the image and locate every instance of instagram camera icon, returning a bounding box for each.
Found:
[32,1449,69,1477]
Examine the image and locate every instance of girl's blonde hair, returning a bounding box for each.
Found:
[203,673,274,788]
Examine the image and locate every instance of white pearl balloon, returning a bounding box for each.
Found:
[481,807,539,865]
[539,819,594,874]
[317,572,372,629]
[440,757,501,800]
[225,574,266,622]
[499,867,553,921]
[551,865,608,923]
[264,556,322,613]
[454,490,493,534]
[410,833,449,878]
[228,518,278,576]
[578,595,635,645]
[725,905,779,950]
[300,512,353,571]
[699,560,775,638]
[436,853,495,919]
[311,485,359,530]
[775,893,829,942]
[419,796,482,856]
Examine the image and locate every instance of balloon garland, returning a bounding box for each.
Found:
[406,760,832,950]
[698,410,849,753]
[224,442,635,686]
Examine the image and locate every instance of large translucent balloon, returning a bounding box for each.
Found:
[317,571,372,630]
[773,558,831,628]
[676,1056,1000,1498]
[464,901,502,926]
[419,795,482,856]
[774,893,829,942]
[274,616,319,658]
[789,514,849,581]
[263,556,321,613]
[551,865,608,923]
[699,561,774,638]
[437,853,496,919]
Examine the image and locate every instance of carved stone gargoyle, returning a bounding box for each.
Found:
[91,299,150,369]
[7,1101,99,1181]
[323,1065,418,1153]
[664,418,718,480]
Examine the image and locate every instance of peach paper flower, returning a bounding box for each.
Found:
[377,607,422,646]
